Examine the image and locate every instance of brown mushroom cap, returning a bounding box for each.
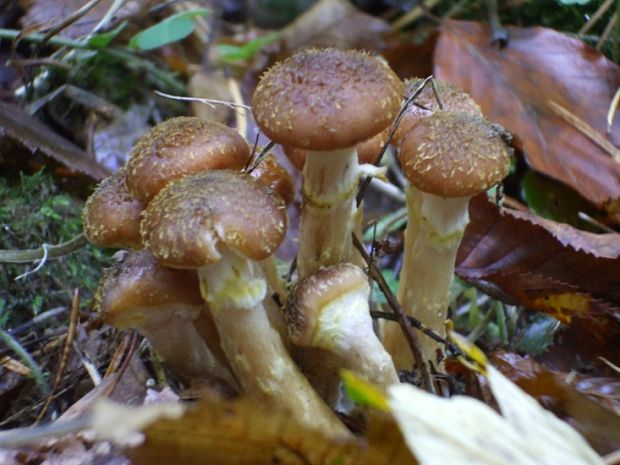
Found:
[83,167,143,249]
[393,78,482,146]
[248,154,295,205]
[141,170,287,269]
[126,117,251,204]
[95,249,203,328]
[399,111,512,198]
[285,263,368,346]
[283,127,390,170]
[252,48,403,151]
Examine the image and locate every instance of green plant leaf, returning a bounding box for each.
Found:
[87,22,127,48]
[216,33,279,61]
[129,9,209,50]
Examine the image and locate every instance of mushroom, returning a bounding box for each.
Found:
[252,48,402,279]
[383,111,512,371]
[95,249,237,390]
[140,170,349,436]
[83,166,143,249]
[392,78,483,147]
[126,116,250,204]
[285,263,399,389]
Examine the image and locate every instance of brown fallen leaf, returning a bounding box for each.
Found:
[491,352,620,455]
[434,20,620,213]
[0,101,109,180]
[280,0,390,52]
[456,195,620,323]
[19,0,149,38]
[125,395,416,465]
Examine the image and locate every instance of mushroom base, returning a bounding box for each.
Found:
[198,252,350,437]
[383,186,470,372]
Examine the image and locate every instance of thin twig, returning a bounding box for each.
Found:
[154,90,252,110]
[40,0,103,46]
[356,75,436,206]
[352,233,435,393]
[35,289,80,424]
[579,0,614,35]
[0,233,88,264]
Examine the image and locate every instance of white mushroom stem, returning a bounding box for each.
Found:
[299,148,385,279]
[130,306,238,390]
[198,249,350,437]
[383,185,471,371]
[308,284,399,388]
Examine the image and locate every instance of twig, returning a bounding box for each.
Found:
[154,90,252,110]
[0,233,88,264]
[352,233,435,393]
[35,289,80,424]
[246,141,275,173]
[9,307,67,336]
[0,328,49,395]
[15,243,49,280]
[356,75,436,206]
[579,0,614,35]
[0,416,92,448]
[40,0,102,46]
[608,85,620,135]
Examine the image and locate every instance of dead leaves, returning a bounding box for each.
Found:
[434,20,620,212]
[457,195,620,324]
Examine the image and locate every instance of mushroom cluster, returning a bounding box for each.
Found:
[84,47,511,437]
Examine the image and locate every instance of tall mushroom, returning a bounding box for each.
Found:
[95,249,237,390]
[384,111,512,370]
[285,263,399,388]
[140,170,349,436]
[252,48,402,279]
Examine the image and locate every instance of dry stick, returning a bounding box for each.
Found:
[352,233,435,393]
[0,233,88,264]
[356,75,439,206]
[35,289,80,424]
[40,0,103,46]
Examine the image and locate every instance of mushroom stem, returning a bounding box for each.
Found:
[383,185,470,371]
[198,249,349,437]
[136,311,237,388]
[299,148,384,279]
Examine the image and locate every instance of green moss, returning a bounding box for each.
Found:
[0,171,109,329]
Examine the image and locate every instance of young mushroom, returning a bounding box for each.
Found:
[252,48,403,279]
[83,166,143,249]
[140,170,349,437]
[384,111,512,371]
[285,263,399,389]
[95,249,237,390]
[125,116,250,204]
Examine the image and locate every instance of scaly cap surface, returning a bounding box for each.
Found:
[253,48,403,150]
[126,117,250,204]
[95,249,203,328]
[249,154,295,205]
[141,170,287,268]
[399,111,512,197]
[83,166,143,249]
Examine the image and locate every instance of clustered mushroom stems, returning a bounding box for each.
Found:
[140,171,350,437]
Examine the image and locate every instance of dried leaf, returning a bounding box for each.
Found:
[389,365,604,465]
[456,196,620,323]
[492,352,620,454]
[0,102,109,180]
[118,394,416,465]
[434,20,620,212]
[280,0,390,52]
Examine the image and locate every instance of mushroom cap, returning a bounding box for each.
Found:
[399,111,512,198]
[141,170,287,269]
[393,78,482,146]
[285,263,369,346]
[248,153,295,205]
[83,166,143,249]
[95,250,203,328]
[252,48,403,151]
[126,117,250,204]
[283,127,390,170]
